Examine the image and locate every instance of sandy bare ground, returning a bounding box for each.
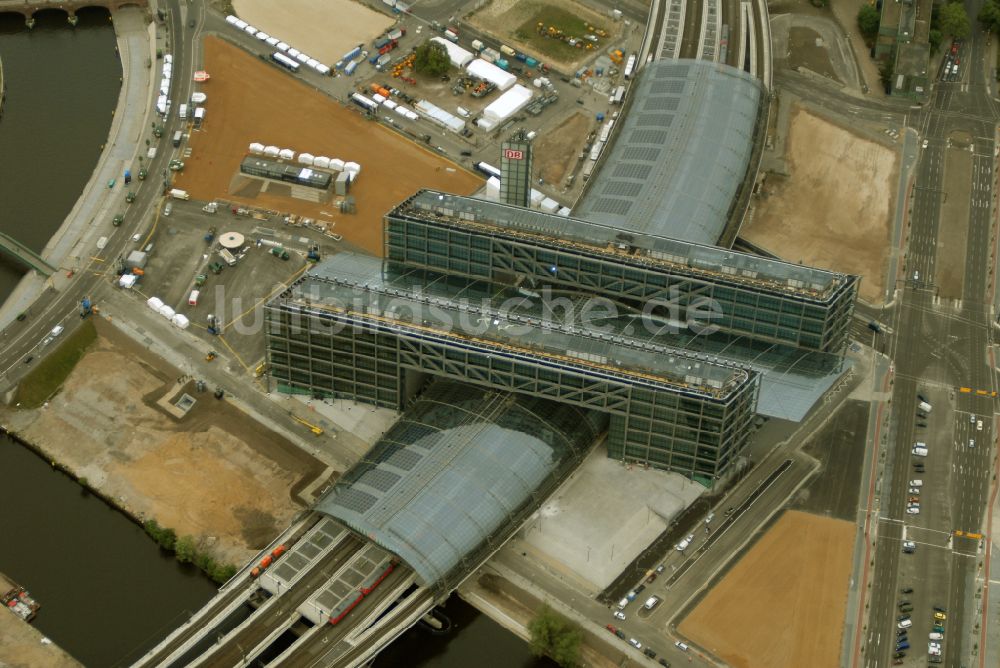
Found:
[534,112,590,185]
[679,510,855,668]
[232,0,393,65]
[174,38,482,257]
[746,106,897,303]
[0,573,81,668]
[1,319,323,567]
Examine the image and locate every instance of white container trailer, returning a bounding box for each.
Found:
[298,153,315,165]
[178,103,188,120]
[279,148,295,160]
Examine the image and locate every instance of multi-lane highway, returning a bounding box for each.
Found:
[861,22,998,668]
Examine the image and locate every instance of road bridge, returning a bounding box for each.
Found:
[0,231,56,277]
[0,0,146,25]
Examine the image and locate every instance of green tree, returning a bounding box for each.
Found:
[175,535,197,564]
[940,2,971,38]
[528,604,582,667]
[928,28,943,51]
[979,0,1000,33]
[211,563,238,584]
[879,58,895,92]
[413,40,451,77]
[857,4,881,41]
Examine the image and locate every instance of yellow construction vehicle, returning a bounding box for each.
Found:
[291,415,324,436]
[254,362,267,378]
[206,351,217,361]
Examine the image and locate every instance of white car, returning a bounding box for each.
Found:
[922,139,929,148]
[906,506,920,514]
[969,439,975,448]
[912,446,928,457]
[909,486,921,494]
[898,619,912,629]
[613,610,625,620]
[675,641,689,651]
[929,632,944,640]
[910,479,923,487]
[913,270,920,281]
[977,420,984,431]
[617,597,629,609]
[971,414,977,424]
[903,540,916,550]
[929,645,941,656]
[629,638,642,649]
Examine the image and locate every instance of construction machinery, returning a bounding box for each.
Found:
[291,414,324,436]
[205,351,217,361]
[254,362,267,378]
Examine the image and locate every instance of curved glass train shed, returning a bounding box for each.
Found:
[315,381,606,593]
[575,60,764,246]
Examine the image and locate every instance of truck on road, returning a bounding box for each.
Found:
[169,188,190,200]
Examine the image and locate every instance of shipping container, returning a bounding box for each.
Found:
[495,58,509,71]
[172,130,183,147]
[345,60,358,75]
[525,56,539,68]
[342,46,362,62]
[471,39,485,52]
[178,103,188,119]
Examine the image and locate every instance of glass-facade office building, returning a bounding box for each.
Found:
[385,190,858,356]
[265,255,760,479]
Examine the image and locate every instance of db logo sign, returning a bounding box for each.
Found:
[503,149,524,160]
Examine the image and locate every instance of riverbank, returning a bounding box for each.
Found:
[0,6,154,329]
[0,572,81,668]
[0,316,324,568]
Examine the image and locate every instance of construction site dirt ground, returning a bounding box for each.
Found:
[745,106,897,303]
[678,510,854,668]
[467,0,627,71]
[0,318,325,567]
[231,0,394,66]
[534,112,591,186]
[173,37,482,257]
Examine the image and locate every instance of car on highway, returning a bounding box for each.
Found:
[932,624,945,633]
[628,638,642,649]
[977,420,983,431]
[643,648,657,658]
[895,641,909,651]
[934,611,947,621]
[899,603,913,612]
[908,486,921,494]
[916,421,927,428]
[912,446,928,456]
[615,629,625,639]
[928,642,941,655]
[674,641,689,651]
[933,605,947,613]
[22,355,33,364]
[929,632,943,640]
[913,270,920,281]
[906,506,920,515]
[675,534,694,551]
[971,414,977,423]
[898,618,912,629]
[901,586,914,594]
[928,656,942,664]
[908,495,920,503]
[655,564,665,574]
[910,479,923,487]
[969,438,975,448]
[922,139,929,149]
[613,610,625,620]
[902,541,916,553]
[643,596,661,610]
[913,465,925,473]
[658,659,670,667]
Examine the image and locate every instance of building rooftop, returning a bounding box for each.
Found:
[574,60,763,246]
[283,254,754,400]
[315,381,604,588]
[392,190,852,302]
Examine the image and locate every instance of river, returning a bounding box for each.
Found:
[0,10,551,668]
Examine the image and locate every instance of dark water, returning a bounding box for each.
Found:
[376,597,556,668]
[0,11,550,668]
[0,8,122,303]
[0,434,217,666]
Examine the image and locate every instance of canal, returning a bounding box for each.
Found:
[0,11,552,668]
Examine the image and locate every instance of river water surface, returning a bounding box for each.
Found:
[0,11,550,668]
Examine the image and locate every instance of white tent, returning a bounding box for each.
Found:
[466,58,517,91]
[278,148,295,160]
[313,156,331,168]
[146,296,163,311]
[430,37,474,68]
[344,161,361,174]
[191,92,207,103]
[171,314,190,329]
[158,304,176,320]
[486,176,501,199]
[329,158,345,171]
[539,197,559,213]
[119,274,138,289]
[264,145,280,157]
[249,142,266,155]
[298,153,315,165]
[482,84,533,123]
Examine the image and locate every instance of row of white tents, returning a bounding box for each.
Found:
[156,53,174,115]
[146,297,190,330]
[247,143,361,175]
[225,15,331,76]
